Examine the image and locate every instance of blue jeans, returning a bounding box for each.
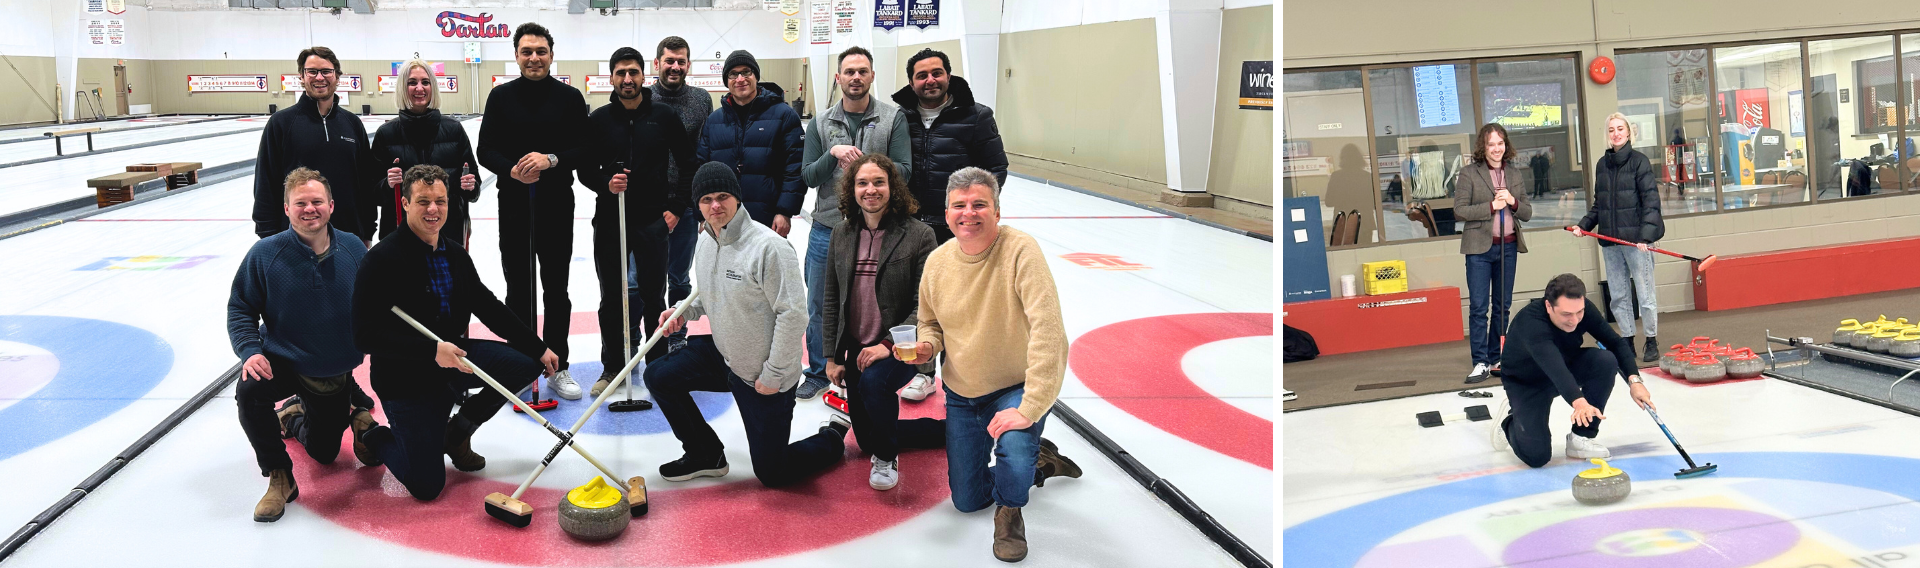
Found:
[802,222,833,384]
[1466,239,1519,366]
[643,336,845,487]
[367,340,540,501]
[945,384,1045,511]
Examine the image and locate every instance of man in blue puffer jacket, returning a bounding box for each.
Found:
[697,49,806,238]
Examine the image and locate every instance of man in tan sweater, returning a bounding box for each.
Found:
[904,167,1082,563]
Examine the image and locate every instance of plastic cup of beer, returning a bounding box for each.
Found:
[891,325,918,362]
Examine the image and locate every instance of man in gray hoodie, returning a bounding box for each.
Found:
[644,161,851,487]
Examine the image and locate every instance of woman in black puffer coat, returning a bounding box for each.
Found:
[1574,112,1665,364]
[371,59,480,243]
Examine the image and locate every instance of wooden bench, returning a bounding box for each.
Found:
[44,127,101,156]
[162,162,202,189]
[87,171,161,207]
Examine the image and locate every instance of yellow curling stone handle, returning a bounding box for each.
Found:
[567,476,623,509]
[1577,458,1623,479]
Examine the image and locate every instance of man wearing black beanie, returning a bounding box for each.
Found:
[696,49,806,239]
[476,22,595,400]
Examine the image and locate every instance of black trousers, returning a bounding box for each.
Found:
[367,339,540,500]
[643,336,844,487]
[498,181,575,370]
[1499,348,1618,468]
[235,354,373,475]
[848,354,946,462]
[593,197,669,374]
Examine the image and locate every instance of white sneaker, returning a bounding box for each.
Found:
[1566,432,1610,459]
[548,369,583,400]
[869,456,900,490]
[900,374,934,401]
[1466,363,1492,384]
[1489,397,1511,451]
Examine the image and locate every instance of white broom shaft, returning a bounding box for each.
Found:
[618,189,632,397]
[569,286,700,433]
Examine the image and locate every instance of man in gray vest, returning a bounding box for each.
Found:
[800,46,912,402]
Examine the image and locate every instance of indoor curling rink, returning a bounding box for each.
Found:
[0,117,1274,567]
[1285,346,1920,567]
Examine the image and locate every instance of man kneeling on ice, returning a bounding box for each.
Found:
[1493,273,1656,467]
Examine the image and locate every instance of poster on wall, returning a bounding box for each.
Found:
[874,0,904,31]
[586,75,614,94]
[780,0,802,15]
[907,0,938,29]
[810,1,831,44]
[187,75,269,93]
[436,11,511,39]
[106,19,124,45]
[1239,61,1273,110]
[833,0,856,35]
[1788,89,1804,137]
[86,0,104,14]
[87,20,105,45]
[783,18,801,43]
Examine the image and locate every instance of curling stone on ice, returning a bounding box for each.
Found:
[1892,328,1920,358]
[1726,348,1765,379]
[1685,354,1726,384]
[1659,345,1690,377]
[1835,319,1862,346]
[559,476,632,541]
[1867,326,1907,354]
[1571,458,1631,505]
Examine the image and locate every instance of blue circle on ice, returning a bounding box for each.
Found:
[516,360,734,435]
[0,316,173,461]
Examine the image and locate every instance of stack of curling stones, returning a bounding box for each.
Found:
[559,476,630,541]
[1659,337,1760,383]
[1571,458,1631,505]
[1831,316,1920,373]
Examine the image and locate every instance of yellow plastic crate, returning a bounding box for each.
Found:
[1363,260,1407,296]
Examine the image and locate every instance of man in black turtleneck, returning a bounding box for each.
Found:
[252,46,375,243]
[476,22,597,400]
[580,47,699,398]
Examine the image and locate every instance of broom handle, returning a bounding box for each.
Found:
[1640,403,1702,468]
[1566,227,1701,262]
[619,186,633,401]
[389,307,625,496]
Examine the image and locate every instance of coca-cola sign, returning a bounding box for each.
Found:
[437,12,509,39]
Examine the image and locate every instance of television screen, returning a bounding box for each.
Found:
[1483,83,1564,131]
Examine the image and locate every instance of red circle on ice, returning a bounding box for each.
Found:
[1069,312,1272,469]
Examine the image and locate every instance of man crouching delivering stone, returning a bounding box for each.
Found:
[1492,273,1656,468]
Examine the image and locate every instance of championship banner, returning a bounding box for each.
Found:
[810,1,831,44]
[833,0,856,35]
[106,19,124,46]
[780,0,802,15]
[87,20,105,45]
[1239,61,1273,110]
[282,74,363,92]
[107,0,125,14]
[906,0,938,29]
[187,75,269,93]
[874,0,904,31]
[784,18,802,43]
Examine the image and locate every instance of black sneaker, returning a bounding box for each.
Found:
[660,453,729,482]
[1642,336,1660,363]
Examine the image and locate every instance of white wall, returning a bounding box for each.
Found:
[1001,0,1162,33]
[0,0,58,57]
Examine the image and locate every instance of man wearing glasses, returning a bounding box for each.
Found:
[695,50,805,239]
[252,46,377,245]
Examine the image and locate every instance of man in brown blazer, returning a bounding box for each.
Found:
[1458,123,1532,384]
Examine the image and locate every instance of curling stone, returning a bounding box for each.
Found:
[1851,318,1887,347]
[1571,458,1631,505]
[1892,328,1920,358]
[558,476,631,541]
[1659,345,1689,377]
[1867,326,1905,354]
[1685,354,1726,384]
[1835,319,1862,346]
[1726,348,1765,379]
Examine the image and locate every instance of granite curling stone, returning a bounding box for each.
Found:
[559,476,630,541]
[1571,458,1631,505]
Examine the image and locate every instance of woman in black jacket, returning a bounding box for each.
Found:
[372,59,479,243]
[1573,112,1664,363]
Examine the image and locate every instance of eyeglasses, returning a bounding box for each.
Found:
[303,68,338,77]
[726,70,755,81]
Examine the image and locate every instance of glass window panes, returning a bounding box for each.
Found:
[1281,70,1371,245]
[1810,36,1898,198]
[1713,42,1810,209]
[1477,57,1580,230]
[1369,63,1475,242]
[1898,34,1920,191]
[1616,49,1717,214]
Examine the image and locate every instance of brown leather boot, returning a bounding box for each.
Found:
[993,506,1027,562]
[349,409,382,467]
[253,469,299,522]
[444,415,485,472]
[1034,438,1082,487]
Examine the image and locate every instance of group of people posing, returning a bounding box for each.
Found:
[228,22,1075,562]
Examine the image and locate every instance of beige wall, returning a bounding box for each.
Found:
[0,55,59,126]
[998,18,1167,184]
[893,40,964,96]
[1290,0,1920,324]
[1209,5,1273,211]
[77,59,155,117]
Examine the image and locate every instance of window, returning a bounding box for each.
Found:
[1369,63,1476,242]
[1477,57,1580,230]
[1615,49,1717,214]
[1280,70,1372,245]
[1713,42,1809,209]
[1810,36,1899,198]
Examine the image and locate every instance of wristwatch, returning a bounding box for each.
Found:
[1626,375,1643,385]
[546,153,559,168]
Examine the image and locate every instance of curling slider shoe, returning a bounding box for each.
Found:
[485,492,534,527]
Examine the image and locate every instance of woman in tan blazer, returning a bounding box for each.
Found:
[1459,122,1532,384]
